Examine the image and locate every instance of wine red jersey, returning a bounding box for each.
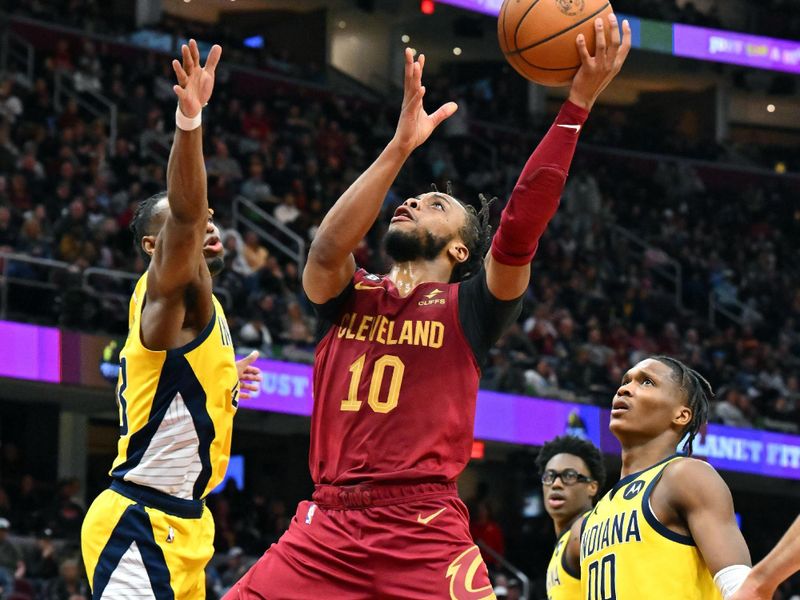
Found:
[309,269,518,485]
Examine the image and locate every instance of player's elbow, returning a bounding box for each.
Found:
[307,236,345,272]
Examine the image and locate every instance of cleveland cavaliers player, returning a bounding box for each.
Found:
[226,16,630,600]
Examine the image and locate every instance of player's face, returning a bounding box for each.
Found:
[385,192,468,263]
[541,453,597,522]
[202,210,225,276]
[146,199,225,277]
[609,359,691,445]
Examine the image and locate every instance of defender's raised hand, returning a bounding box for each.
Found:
[392,48,458,156]
[172,39,222,118]
[568,14,631,111]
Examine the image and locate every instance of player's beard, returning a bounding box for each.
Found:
[384,228,450,263]
[206,255,225,277]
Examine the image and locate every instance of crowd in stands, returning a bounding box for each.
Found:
[0,10,799,599]
[1,12,798,436]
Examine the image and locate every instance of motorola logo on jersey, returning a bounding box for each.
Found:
[623,480,645,500]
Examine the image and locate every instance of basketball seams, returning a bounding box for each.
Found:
[512,0,543,51]
[506,1,611,56]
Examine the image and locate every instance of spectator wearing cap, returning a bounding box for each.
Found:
[27,528,59,581]
[0,518,24,594]
[220,546,248,593]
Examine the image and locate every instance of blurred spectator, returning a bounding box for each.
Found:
[0,518,24,595]
[470,502,505,568]
[714,387,752,428]
[41,558,89,600]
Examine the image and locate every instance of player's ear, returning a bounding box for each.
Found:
[142,235,157,258]
[673,405,692,428]
[588,479,599,499]
[448,240,468,264]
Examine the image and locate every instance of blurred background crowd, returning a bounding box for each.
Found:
[0,0,799,598]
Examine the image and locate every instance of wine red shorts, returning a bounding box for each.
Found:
[222,482,496,600]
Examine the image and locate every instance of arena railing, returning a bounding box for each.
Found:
[232,195,306,273]
[82,266,234,314]
[608,223,683,311]
[0,28,34,86]
[477,541,531,600]
[708,287,763,329]
[0,251,70,321]
[53,68,118,156]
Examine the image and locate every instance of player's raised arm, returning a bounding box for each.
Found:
[303,48,457,304]
[485,15,630,300]
[663,459,752,599]
[148,40,221,300]
[731,515,800,600]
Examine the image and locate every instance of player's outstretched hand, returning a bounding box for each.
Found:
[172,39,222,118]
[728,578,772,600]
[568,14,630,111]
[391,48,458,156]
[236,350,262,400]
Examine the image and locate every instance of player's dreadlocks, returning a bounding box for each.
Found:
[431,183,494,283]
[652,355,713,456]
[536,435,606,498]
[130,191,168,262]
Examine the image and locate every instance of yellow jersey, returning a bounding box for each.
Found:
[110,274,239,500]
[580,455,721,600]
[546,520,583,600]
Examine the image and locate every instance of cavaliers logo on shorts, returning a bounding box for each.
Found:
[445,545,497,600]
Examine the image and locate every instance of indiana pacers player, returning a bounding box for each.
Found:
[537,436,605,600]
[564,356,752,600]
[81,40,259,599]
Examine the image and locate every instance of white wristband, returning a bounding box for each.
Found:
[714,564,751,599]
[175,105,202,131]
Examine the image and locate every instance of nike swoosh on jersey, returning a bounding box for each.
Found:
[557,123,582,133]
[417,507,447,525]
[354,281,384,291]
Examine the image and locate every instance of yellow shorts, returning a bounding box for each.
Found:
[81,481,214,600]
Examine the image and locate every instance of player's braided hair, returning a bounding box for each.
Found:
[431,183,494,283]
[651,355,713,456]
[130,191,168,262]
[536,435,606,498]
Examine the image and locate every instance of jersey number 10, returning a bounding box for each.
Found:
[340,354,405,414]
[587,554,616,600]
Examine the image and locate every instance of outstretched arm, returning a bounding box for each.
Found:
[148,40,221,301]
[730,516,800,600]
[485,15,631,300]
[303,48,457,304]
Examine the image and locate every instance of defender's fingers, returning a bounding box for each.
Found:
[181,44,193,74]
[428,101,458,128]
[172,59,188,85]
[205,44,222,73]
[189,39,201,67]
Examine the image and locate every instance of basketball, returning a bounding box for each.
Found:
[498,0,614,86]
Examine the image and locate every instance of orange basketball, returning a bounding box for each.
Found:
[498,0,614,86]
